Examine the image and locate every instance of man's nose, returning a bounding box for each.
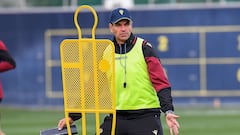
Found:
[120,25,126,31]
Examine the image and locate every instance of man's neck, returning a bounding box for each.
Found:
[116,40,125,46]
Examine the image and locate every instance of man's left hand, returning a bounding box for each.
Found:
[165,113,180,135]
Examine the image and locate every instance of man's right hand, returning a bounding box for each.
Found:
[58,117,74,130]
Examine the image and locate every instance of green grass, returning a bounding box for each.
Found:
[0,106,64,135]
[174,107,240,135]
[1,105,240,135]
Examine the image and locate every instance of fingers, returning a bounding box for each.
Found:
[172,118,180,135]
[173,124,179,135]
[172,114,180,119]
[58,117,74,130]
[171,117,180,127]
[170,127,173,135]
[167,114,180,135]
[175,120,180,128]
[166,113,180,121]
[169,124,179,135]
[58,118,67,130]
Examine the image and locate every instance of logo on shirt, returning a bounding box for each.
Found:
[99,128,103,134]
[152,129,158,135]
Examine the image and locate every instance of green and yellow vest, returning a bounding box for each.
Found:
[115,37,160,110]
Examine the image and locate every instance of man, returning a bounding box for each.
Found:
[0,40,16,135]
[58,8,180,135]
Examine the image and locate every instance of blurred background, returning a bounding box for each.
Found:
[0,0,240,135]
[1,0,240,108]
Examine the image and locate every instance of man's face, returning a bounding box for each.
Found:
[109,19,132,44]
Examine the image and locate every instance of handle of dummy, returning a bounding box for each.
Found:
[74,5,98,39]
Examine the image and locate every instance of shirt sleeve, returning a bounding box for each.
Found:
[69,113,82,121]
[157,88,174,113]
[142,41,171,92]
[142,40,174,113]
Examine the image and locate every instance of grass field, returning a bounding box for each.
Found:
[1,105,240,135]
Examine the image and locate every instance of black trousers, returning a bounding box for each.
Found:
[99,112,163,135]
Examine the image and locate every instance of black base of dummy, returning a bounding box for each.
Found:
[40,125,78,135]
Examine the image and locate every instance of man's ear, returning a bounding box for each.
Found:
[109,23,113,33]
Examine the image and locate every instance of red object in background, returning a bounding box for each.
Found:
[0,81,3,100]
[0,40,16,101]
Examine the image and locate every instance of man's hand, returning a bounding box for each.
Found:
[58,117,74,130]
[165,113,180,135]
